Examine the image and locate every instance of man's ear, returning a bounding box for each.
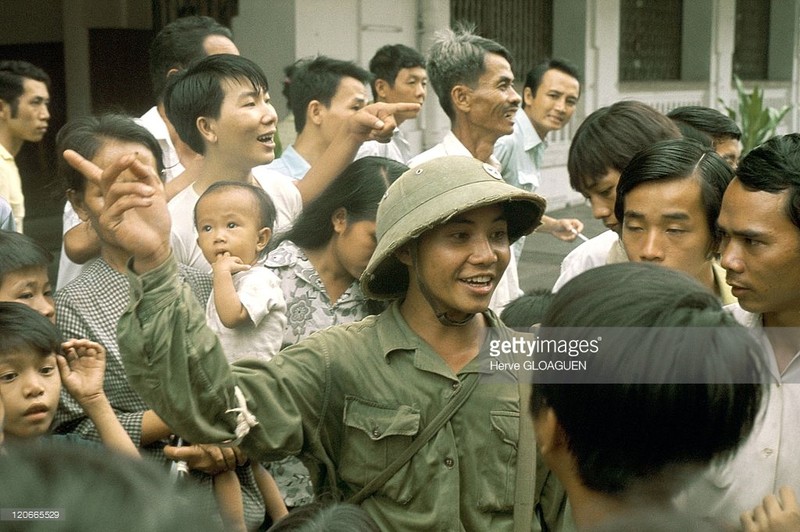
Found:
[522,86,535,107]
[256,227,272,252]
[196,116,217,145]
[451,84,471,113]
[533,405,567,456]
[374,79,390,101]
[331,207,348,234]
[0,98,11,121]
[308,100,324,126]
[67,189,90,222]
[394,242,413,266]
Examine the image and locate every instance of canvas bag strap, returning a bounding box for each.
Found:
[346,372,481,505]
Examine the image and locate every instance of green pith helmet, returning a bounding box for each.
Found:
[361,156,546,299]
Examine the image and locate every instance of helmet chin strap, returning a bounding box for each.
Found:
[410,241,475,327]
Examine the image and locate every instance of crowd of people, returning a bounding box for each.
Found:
[0,14,798,532]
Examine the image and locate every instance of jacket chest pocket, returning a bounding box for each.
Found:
[340,396,421,503]
[477,410,519,512]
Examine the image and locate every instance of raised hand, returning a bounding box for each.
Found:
[62,149,172,273]
[58,339,107,408]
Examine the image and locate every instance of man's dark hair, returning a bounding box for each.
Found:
[0,301,62,358]
[287,56,371,134]
[500,288,554,328]
[368,44,426,98]
[568,101,681,193]
[615,138,734,253]
[0,60,50,117]
[0,230,52,287]
[164,54,269,155]
[667,106,742,143]
[735,133,800,230]
[426,24,513,120]
[56,114,165,195]
[522,58,581,106]
[531,262,765,495]
[148,15,234,102]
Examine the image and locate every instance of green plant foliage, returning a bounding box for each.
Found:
[718,75,791,156]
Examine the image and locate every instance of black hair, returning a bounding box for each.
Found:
[568,101,681,193]
[0,60,50,117]
[0,230,52,287]
[667,106,742,143]
[500,288,554,328]
[280,156,406,249]
[164,54,269,154]
[522,57,581,104]
[56,114,164,196]
[148,15,234,102]
[615,138,734,253]
[531,263,765,495]
[287,56,371,134]
[0,301,62,358]
[426,24,514,120]
[269,501,380,532]
[194,181,277,233]
[735,133,800,231]
[368,44,426,97]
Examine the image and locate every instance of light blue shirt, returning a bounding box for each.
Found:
[258,145,310,181]
[494,107,546,192]
[0,196,15,232]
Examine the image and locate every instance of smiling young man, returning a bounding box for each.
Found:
[63,149,570,531]
[495,58,584,245]
[675,134,800,528]
[0,61,50,232]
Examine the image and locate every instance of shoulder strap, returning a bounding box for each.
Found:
[514,380,537,531]
[346,372,481,505]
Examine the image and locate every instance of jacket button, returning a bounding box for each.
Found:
[444,457,455,468]
[372,428,382,439]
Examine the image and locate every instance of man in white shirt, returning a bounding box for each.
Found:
[255,56,371,181]
[0,60,50,233]
[676,134,800,528]
[356,44,427,164]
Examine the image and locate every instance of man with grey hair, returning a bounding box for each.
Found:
[408,26,578,310]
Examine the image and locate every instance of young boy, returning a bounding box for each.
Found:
[0,230,54,322]
[194,181,288,530]
[0,301,138,458]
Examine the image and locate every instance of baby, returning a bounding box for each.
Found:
[194,181,288,530]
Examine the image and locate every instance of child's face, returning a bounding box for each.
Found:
[0,349,61,440]
[0,266,55,323]
[195,188,271,266]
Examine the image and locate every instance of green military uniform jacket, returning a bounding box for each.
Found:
[118,256,554,531]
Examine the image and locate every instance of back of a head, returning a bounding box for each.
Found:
[288,56,371,134]
[667,106,741,143]
[531,262,765,495]
[735,133,800,230]
[164,53,269,154]
[0,60,51,106]
[567,101,681,193]
[615,138,734,251]
[500,288,554,328]
[268,501,380,532]
[368,44,426,96]
[426,24,512,120]
[0,441,213,532]
[148,15,234,102]
[282,156,407,250]
[56,114,164,196]
[0,230,51,287]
